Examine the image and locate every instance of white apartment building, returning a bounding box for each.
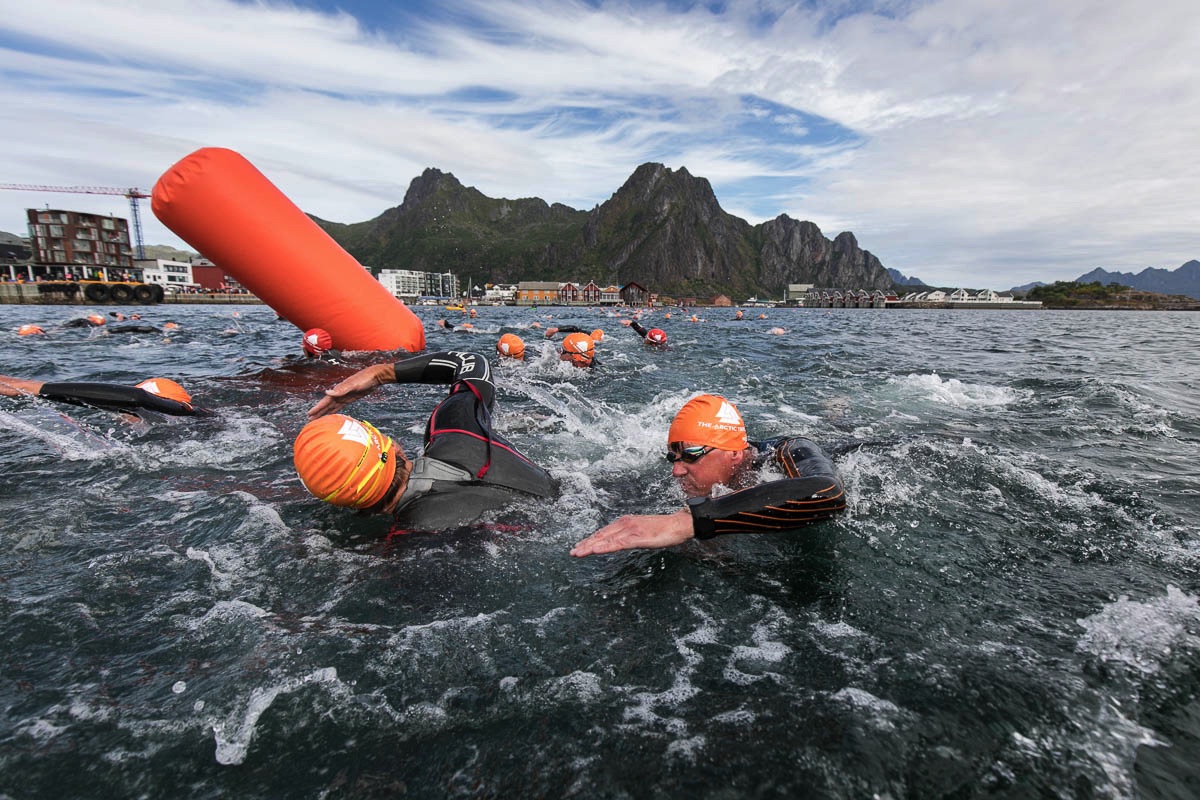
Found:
[377,268,459,301]
[135,258,197,290]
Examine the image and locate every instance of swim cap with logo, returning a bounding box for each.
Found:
[302,328,333,356]
[646,328,667,344]
[497,333,525,359]
[590,329,604,342]
[18,324,45,336]
[293,414,398,509]
[667,394,747,451]
[135,378,192,406]
[560,332,595,366]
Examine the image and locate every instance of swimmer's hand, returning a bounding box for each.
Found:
[570,509,693,557]
[307,362,396,420]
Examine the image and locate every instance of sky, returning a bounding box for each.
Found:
[2,0,1198,289]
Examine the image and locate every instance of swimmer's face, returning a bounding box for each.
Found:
[669,441,743,498]
[559,353,593,368]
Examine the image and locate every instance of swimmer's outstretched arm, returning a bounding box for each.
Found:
[0,375,46,397]
[307,362,397,420]
[570,509,693,557]
[307,351,493,420]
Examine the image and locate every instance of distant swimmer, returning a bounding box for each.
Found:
[436,319,475,333]
[296,350,556,530]
[625,319,667,346]
[17,324,45,336]
[734,310,744,320]
[571,394,845,556]
[0,374,209,417]
[104,324,163,335]
[302,328,334,358]
[63,314,107,329]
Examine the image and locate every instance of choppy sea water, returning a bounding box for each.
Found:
[1,303,1198,799]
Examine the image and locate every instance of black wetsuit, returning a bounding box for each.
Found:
[628,320,666,345]
[686,437,846,538]
[389,351,556,529]
[37,382,201,417]
[105,324,163,334]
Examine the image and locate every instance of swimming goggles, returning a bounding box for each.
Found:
[664,444,714,464]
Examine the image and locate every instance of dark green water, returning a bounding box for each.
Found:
[2,304,1198,798]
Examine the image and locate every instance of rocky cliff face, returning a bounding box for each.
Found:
[315,163,896,298]
[757,217,891,291]
[581,164,759,295]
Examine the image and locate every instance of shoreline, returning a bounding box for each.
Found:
[3,283,1196,310]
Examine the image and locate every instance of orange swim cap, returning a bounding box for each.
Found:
[87,314,105,326]
[17,324,45,336]
[136,378,192,406]
[294,414,398,509]
[645,328,667,344]
[667,394,747,451]
[560,332,594,366]
[302,328,333,356]
[590,329,604,342]
[497,333,525,359]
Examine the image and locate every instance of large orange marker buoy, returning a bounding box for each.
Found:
[151,147,424,353]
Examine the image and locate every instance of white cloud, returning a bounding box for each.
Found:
[1,0,1197,288]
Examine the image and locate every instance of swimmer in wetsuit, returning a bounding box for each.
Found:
[540,327,598,368]
[0,374,205,417]
[570,393,846,556]
[295,350,556,530]
[626,319,667,345]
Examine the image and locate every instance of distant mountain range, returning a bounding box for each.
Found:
[886,268,928,288]
[312,163,895,299]
[1074,260,1200,300]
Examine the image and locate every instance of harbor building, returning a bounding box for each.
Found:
[14,208,140,283]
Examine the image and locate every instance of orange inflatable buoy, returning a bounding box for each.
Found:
[151,147,424,353]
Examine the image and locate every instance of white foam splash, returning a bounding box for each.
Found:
[1076,585,1200,675]
[211,667,342,765]
[831,687,904,731]
[0,408,121,460]
[894,372,1021,408]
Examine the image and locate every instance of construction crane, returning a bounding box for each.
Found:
[0,184,151,259]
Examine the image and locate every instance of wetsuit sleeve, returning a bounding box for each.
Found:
[38,382,196,416]
[630,320,648,338]
[686,437,846,539]
[554,325,586,335]
[391,351,495,407]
